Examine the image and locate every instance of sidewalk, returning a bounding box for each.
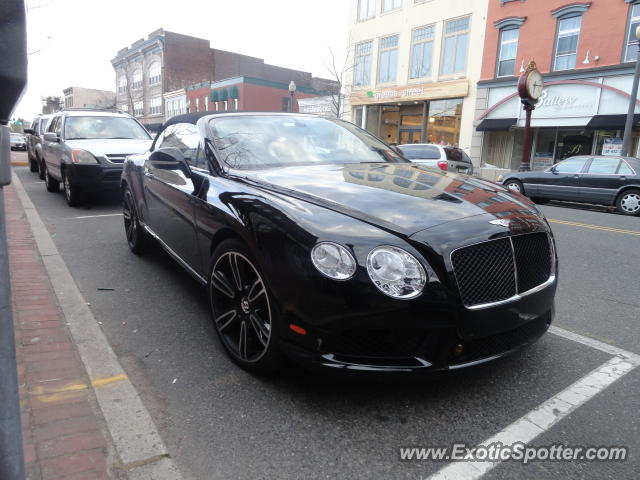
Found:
[4,172,181,480]
[5,182,116,479]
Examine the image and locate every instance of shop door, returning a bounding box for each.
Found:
[399,129,421,145]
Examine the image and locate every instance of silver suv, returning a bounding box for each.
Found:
[42,109,152,206]
[398,143,474,175]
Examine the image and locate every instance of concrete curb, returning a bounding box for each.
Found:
[11,161,29,167]
[11,172,183,480]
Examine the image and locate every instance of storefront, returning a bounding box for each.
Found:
[476,73,640,171]
[350,79,469,147]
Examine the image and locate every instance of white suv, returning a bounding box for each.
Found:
[398,143,474,175]
[41,109,152,206]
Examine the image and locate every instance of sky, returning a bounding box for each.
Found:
[15,0,350,120]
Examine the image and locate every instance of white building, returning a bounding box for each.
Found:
[345,0,489,164]
[62,87,115,110]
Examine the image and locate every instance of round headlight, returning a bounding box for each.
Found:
[311,242,356,280]
[366,246,426,299]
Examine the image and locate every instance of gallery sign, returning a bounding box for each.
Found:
[350,79,468,105]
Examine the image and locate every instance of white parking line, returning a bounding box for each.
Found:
[73,213,123,219]
[427,327,640,480]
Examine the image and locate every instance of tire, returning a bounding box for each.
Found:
[208,239,283,374]
[504,179,524,195]
[29,157,38,172]
[122,187,149,254]
[37,156,45,180]
[63,171,82,207]
[615,189,640,216]
[44,166,59,193]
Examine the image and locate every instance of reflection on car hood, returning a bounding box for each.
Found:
[242,163,541,235]
[65,139,152,156]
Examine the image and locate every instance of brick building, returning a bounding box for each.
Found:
[473,0,640,176]
[185,77,335,115]
[111,29,337,130]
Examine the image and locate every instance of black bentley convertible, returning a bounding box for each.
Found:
[121,112,557,375]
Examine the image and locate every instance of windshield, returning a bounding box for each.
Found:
[11,133,24,139]
[208,115,407,170]
[64,116,151,140]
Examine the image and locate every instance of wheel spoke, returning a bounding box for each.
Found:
[249,313,269,347]
[229,254,243,291]
[211,270,235,299]
[247,279,266,303]
[238,321,248,360]
[216,309,238,331]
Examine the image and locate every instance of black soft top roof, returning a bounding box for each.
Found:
[161,112,211,130]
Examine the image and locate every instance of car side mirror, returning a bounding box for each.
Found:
[149,147,191,177]
[23,128,34,135]
[43,132,59,143]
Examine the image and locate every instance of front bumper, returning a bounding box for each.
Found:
[65,163,123,191]
[279,281,555,377]
[11,143,26,150]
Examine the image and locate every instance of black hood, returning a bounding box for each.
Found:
[241,163,542,236]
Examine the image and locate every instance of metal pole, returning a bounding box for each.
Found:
[520,102,534,171]
[0,126,24,480]
[290,91,294,113]
[622,42,640,157]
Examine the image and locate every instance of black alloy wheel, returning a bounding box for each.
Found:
[122,188,148,254]
[44,166,59,192]
[63,171,82,207]
[209,240,282,373]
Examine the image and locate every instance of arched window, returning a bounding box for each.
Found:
[625,1,640,62]
[118,75,127,94]
[494,18,525,78]
[132,69,143,90]
[551,3,590,71]
[148,62,161,85]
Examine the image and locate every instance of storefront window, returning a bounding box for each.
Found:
[427,98,463,146]
[381,106,400,144]
[594,131,622,156]
[532,129,556,170]
[556,129,593,160]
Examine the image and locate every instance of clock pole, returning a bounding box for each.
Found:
[517,60,543,172]
[520,102,534,172]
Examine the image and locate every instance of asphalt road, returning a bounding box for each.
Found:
[12,162,640,480]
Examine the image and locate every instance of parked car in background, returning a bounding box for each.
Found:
[499,156,640,216]
[10,132,26,151]
[24,113,53,176]
[398,143,474,175]
[121,112,556,376]
[42,109,152,206]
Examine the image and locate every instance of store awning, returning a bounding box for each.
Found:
[476,118,517,131]
[585,114,640,130]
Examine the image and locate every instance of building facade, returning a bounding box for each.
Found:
[184,77,335,115]
[112,29,338,129]
[62,87,116,110]
[475,0,640,176]
[345,0,489,161]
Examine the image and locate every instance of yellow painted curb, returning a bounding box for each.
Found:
[11,161,29,167]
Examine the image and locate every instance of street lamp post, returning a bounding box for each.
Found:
[622,25,640,157]
[288,81,296,113]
